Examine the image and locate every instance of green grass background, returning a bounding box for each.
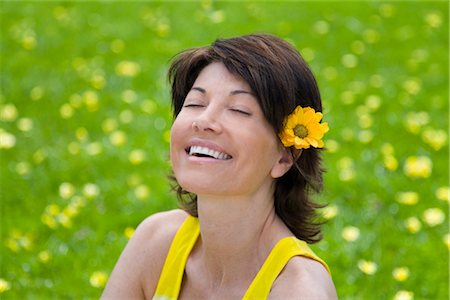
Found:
[1,1,448,299]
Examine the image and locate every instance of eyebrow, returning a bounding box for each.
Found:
[191,86,254,96]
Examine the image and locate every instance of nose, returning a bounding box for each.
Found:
[192,108,223,134]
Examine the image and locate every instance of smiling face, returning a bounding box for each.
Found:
[170,62,293,198]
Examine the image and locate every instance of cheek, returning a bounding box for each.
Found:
[169,118,185,161]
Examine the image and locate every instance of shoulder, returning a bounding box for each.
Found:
[129,209,190,281]
[101,209,190,299]
[269,256,338,300]
[136,208,190,239]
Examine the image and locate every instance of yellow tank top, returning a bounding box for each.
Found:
[153,216,330,300]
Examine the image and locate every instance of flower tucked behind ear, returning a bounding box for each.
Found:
[279,106,329,149]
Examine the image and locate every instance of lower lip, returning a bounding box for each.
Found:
[186,153,231,163]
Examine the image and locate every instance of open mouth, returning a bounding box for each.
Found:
[186,146,232,160]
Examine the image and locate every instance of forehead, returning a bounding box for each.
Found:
[192,62,251,91]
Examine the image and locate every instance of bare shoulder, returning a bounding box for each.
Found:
[269,256,338,300]
[101,209,189,300]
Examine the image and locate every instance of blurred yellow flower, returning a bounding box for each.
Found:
[392,267,410,282]
[394,290,414,300]
[358,260,377,275]
[33,148,47,164]
[116,60,141,77]
[141,99,157,115]
[71,195,87,208]
[122,89,138,103]
[396,192,419,205]
[358,114,373,129]
[405,217,422,234]
[15,161,31,176]
[163,130,171,144]
[75,127,89,142]
[0,103,18,122]
[366,95,381,112]
[86,142,103,156]
[422,128,447,151]
[67,142,81,155]
[403,78,422,95]
[422,208,445,227]
[338,157,355,182]
[90,271,108,288]
[381,143,395,156]
[56,212,73,228]
[30,86,45,101]
[156,20,171,37]
[383,155,398,171]
[17,118,34,132]
[340,91,355,105]
[119,109,134,124]
[404,111,429,134]
[342,54,358,68]
[102,118,118,133]
[83,90,99,112]
[59,182,76,199]
[321,204,339,220]
[135,184,150,200]
[47,204,61,216]
[83,183,100,199]
[63,205,79,218]
[358,130,373,144]
[363,29,380,44]
[314,20,330,35]
[69,93,83,108]
[351,40,365,55]
[425,12,442,28]
[443,233,450,250]
[38,250,51,263]
[342,226,360,242]
[0,278,11,293]
[91,74,106,90]
[325,139,339,153]
[124,227,135,239]
[0,129,16,149]
[436,186,449,202]
[60,103,74,119]
[279,106,329,149]
[403,156,432,178]
[110,130,127,147]
[379,4,395,18]
[208,10,225,24]
[5,230,33,252]
[127,173,143,187]
[111,39,125,53]
[22,34,37,50]
[129,149,146,165]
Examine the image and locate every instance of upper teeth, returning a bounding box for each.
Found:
[189,146,231,160]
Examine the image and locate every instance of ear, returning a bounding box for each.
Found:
[271,147,301,179]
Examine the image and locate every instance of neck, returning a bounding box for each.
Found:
[194,189,291,289]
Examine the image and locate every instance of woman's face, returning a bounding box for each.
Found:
[170,62,291,198]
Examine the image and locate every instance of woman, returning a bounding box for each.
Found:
[102,34,337,299]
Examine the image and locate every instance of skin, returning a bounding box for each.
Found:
[102,62,337,299]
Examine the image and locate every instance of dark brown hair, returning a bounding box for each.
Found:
[168,34,325,243]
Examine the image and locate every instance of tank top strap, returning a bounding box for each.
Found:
[242,237,330,300]
[153,215,200,300]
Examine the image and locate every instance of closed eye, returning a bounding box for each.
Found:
[183,103,204,108]
[230,108,251,116]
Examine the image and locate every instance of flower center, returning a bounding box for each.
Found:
[294,124,308,138]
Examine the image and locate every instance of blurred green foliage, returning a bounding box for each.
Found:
[1,1,448,299]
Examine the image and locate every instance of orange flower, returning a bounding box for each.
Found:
[279,106,329,149]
